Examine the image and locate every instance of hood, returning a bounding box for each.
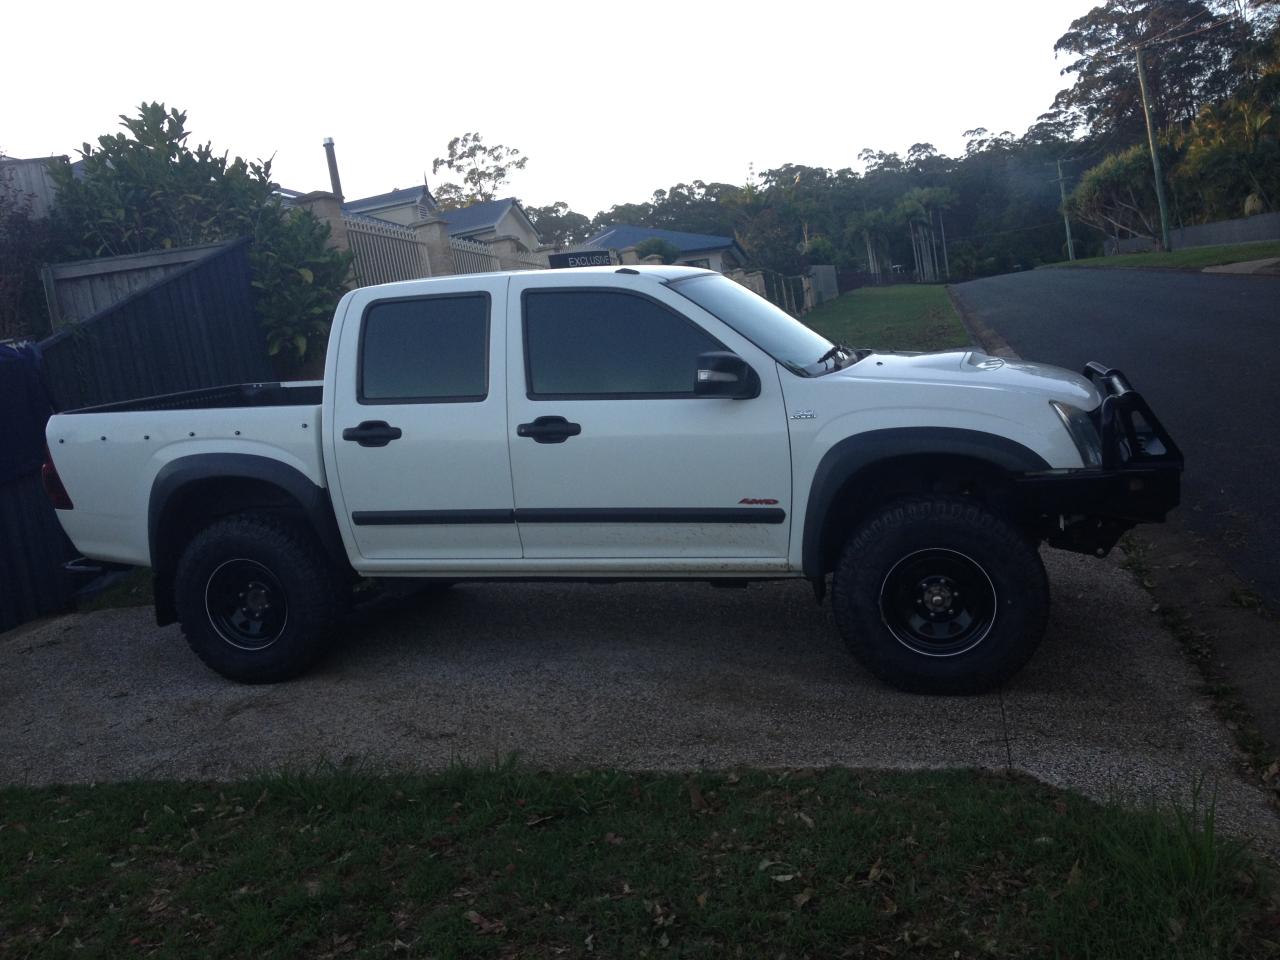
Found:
[839,350,1102,409]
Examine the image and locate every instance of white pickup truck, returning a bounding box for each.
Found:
[43,265,1182,692]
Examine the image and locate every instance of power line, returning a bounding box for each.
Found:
[946,220,1063,243]
[1073,11,1234,66]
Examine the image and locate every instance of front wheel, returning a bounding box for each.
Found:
[831,497,1049,694]
[173,514,342,683]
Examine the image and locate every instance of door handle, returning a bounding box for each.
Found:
[341,420,403,447]
[516,415,582,444]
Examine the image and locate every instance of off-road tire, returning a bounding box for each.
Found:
[831,496,1049,694]
[173,514,342,683]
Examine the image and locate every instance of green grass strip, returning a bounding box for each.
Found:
[1043,240,1280,271]
[804,285,970,353]
[1,766,1270,958]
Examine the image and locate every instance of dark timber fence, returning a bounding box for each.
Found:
[0,238,271,634]
[0,344,76,633]
[40,238,272,411]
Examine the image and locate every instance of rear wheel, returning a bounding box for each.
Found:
[831,496,1048,694]
[173,514,341,683]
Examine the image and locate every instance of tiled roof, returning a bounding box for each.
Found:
[585,225,737,254]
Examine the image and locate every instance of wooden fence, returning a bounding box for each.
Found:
[0,344,77,634]
[345,215,430,286]
[41,243,229,330]
[0,238,273,635]
[39,238,272,411]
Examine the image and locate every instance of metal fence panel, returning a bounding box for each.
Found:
[345,215,428,286]
[38,238,272,411]
[450,237,502,274]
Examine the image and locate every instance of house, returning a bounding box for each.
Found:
[339,185,543,253]
[582,225,747,273]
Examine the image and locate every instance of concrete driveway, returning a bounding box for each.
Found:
[2,549,1277,848]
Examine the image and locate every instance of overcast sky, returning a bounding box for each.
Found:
[6,0,1088,216]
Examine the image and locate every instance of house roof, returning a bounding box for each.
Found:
[585,225,743,259]
[338,190,537,242]
[342,185,429,216]
[437,198,519,237]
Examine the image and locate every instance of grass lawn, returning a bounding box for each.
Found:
[804,285,970,352]
[1042,239,1280,271]
[2,766,1273,959]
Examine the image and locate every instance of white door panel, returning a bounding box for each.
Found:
[330,277,520,561]
[505,276,792,560]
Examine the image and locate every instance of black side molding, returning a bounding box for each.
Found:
[349,507,787,525]
[517,508,785,524]
[353,509,515,526]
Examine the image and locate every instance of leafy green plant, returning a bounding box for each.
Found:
[0,163,55,339]
[633,237,681,263]
[49,103,351,367]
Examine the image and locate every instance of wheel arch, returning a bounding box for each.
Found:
[149,454,351,625]
[801,427,1051,578]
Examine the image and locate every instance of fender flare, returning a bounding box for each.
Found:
[148,454,350,623]
[800,427,1051,577]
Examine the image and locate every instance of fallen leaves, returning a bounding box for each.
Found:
[463,909,506,935]
[688,782,708,811]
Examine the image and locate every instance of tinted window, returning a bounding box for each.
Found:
[524,290,722,397]
[360,295,488,402]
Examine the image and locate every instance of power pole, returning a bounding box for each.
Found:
[1051,157,1076,261]
[939,211,951,279]
[1135,47,1173,251]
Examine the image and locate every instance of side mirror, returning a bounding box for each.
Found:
[695,351,760,399]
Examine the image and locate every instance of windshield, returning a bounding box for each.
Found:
[668,273,840,376]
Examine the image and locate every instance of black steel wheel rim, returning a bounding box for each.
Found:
[204,558,289,651]
[878,548,997,657]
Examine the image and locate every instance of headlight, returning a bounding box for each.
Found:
[1049,400,1103,468]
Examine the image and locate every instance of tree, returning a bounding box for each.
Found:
[1067,143,1167,244]
[1047,0,1256,146]
[525,201,593,249]
[1173,82,1280,216]
[0,160,55,340]
[50,103,351,365]
[431,132,528,207]
[633,238,681,263]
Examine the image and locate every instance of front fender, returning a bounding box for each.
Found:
[800,427,1051,577]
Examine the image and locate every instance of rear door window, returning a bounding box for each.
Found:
[360,294,489,403]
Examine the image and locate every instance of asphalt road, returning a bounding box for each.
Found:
[3,551,1277,849]
[952,268,1280,605]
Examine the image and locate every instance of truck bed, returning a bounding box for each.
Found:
[45,383,327,567]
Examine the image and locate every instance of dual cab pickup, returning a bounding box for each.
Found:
[44,265,1182,692]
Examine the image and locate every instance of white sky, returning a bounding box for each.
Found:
[5,0,1087,216]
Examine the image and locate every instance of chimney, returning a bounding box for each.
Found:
[322,137,344,202]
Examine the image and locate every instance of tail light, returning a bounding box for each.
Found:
[42,444,74,510]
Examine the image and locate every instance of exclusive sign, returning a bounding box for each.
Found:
[549,250,614,268]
